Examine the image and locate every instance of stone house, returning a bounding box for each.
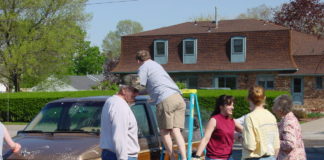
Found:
[112,19,324,107]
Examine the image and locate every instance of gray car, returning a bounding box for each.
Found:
[3,96,202,160]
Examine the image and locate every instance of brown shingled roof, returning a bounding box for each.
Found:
[113,19,299,74]
[290,55,324,75]
[128,19,288,36]
[291,31,324,56]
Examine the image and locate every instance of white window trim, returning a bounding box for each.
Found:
[182,38,197,64]
[183,38,197,55]
[154,40,168,57]
[230,36,247,63]
[231,37,246,54]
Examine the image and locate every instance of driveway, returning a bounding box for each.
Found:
[5,118,324,159]
[5,124,26,137]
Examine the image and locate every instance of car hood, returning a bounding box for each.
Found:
[4,133,101,160]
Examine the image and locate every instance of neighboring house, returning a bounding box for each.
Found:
[31,75,104,92]
[0,83,6,92]
[112,19,324,107]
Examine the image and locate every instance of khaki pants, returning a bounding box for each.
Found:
[156,94,186,129]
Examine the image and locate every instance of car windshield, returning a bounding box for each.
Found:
[24,101,104,133]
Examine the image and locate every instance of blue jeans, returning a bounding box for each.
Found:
[205,156,234,160]
[244,156,275,160]
[101,149,137,160]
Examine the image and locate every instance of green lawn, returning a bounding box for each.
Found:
[2,122,28,125]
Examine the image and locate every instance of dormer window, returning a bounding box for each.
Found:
[154,40,168,64]
[182,38,197,64]
[231,37,246,63]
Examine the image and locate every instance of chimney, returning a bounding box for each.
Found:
[215,6,218,29]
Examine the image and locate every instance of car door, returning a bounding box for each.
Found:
[131,102,161,159]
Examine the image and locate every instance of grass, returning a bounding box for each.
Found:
[299,112,324,124]
[2,122,28,125]
[307,112,324,118]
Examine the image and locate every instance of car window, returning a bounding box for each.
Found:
[131,104,153,137]
[25,102,104,133]
[25,105,63,132]
[68,103,102,132]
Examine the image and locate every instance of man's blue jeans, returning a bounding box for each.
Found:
[101,149,137,160]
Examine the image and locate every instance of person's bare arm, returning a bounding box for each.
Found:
[195,118,217,157]
[3,126,21,153]
[234,120,243,133]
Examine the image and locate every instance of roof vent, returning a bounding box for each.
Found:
[214,6,218,29]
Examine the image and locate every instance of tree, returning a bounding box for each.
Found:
[274,0,324,36]
[190,14,214,21]
[0,0,89,92]
[189,13,228,22]
[236,4,274,21]
[70,41,104,75]
[102,20,143,83]
[102,20,143,60]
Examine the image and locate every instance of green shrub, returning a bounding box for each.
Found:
[91,81,119,91]
[183,89,288,121]
[0,90,116,122]
[176,81,186,89]
[0,89,288,122]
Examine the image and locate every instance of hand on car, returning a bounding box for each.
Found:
[12,143,21,153]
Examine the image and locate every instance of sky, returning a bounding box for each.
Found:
[85,0,292,49]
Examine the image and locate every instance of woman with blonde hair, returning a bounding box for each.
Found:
[272,95,306,160]
[242,85,280,160]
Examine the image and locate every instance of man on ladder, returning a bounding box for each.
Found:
[160,89,205,160]
[136,50,187,160]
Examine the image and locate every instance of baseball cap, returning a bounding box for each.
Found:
[122,74,145,92]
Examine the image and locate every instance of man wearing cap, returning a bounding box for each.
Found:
[100,85,140,160]
[135,50,186,160]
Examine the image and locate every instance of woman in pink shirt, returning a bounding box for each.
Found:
[272,95,306,160]
[193,95,243,160]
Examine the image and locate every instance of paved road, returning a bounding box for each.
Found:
[5,118,324,159]
[231,141,324,160]
[5,124,26,137]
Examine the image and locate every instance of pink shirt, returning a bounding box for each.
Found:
[206,114,235,159]
[277,112,306,160]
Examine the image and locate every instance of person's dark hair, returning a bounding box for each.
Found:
[211,95,234,117]
[135,50,151,62]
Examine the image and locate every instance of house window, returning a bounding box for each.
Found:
[257,75,274,90]
[183,38,197,64]
[214,76,237,89]
[233,39,243,52]
[231,37,246,63]
[316,77,323,89]
[154,40,168,64]
[175,76,198,89]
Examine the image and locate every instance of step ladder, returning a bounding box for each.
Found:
[160,89,205,160]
